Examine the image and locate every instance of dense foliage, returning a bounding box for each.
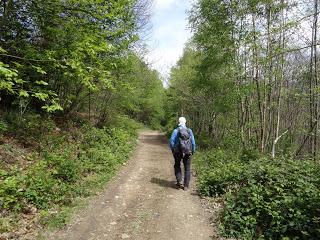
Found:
[168,0,320,157]
[195,152,320,239]
[166,0,320,239]
[0,114,141,232]
[2,0,320,239]
[0,0,164,126]
[0,0,164,236]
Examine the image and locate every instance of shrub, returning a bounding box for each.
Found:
[221,159,320,239]
[0,119,8,135]
[46,150,80,183]
[195,151,320,239]
[0,115,139,237]
[4,112,54,141]
[24,161,69,209]
[240,147,259,163]
[0,175,24,210]
[194,149,243,196]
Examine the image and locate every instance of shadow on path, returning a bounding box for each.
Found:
[150,177,177,189]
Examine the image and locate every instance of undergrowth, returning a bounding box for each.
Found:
[0,113,141,233]
[194,149,320,240]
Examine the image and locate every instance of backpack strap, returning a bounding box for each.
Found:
[187,128,191,135]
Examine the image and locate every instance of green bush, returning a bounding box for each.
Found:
[0,118,139,216]
[0,175,24,210]
[112,115,142,137]
[221,159,320,240]
[195,151,320,239]
[194,149,243,196]
[0,119,8,135]
[46,150,80,182]
[240,147,259,163]
[4,112,55,140]
[24,161,70,209]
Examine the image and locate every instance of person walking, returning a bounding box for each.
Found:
[169,117,196,191]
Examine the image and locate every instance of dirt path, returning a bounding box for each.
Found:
[46,131,215,240]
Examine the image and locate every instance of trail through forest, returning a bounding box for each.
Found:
[45,131,215,240]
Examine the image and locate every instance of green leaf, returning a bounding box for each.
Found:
[19,90,29,97]
[33,66,47,75]
[32,92,49,101]
[0,81,14,93]
[41,101,63,112]
[35,80,49,86]
[14,78,25,84]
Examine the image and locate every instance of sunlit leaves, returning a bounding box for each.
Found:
[35,81,49,86]
[0,0,143,114]
[19,90,29,98]
[41,100,63,113]
[0,62,19,93]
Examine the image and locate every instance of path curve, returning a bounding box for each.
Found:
[46,131,214,240]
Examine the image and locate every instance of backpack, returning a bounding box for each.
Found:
[177,127,192,154]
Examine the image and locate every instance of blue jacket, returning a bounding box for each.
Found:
[169,125,196,153]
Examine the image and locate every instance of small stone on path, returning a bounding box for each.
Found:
[121,233,130,239]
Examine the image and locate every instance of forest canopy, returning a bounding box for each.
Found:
[167,0,320,159]
[0,0,164,126]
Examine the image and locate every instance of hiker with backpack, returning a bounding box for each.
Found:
[169,117,196,191]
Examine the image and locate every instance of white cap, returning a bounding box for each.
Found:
[178,117,186,125]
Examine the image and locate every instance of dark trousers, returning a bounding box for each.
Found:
[173,152,191,187]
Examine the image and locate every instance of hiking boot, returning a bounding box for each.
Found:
[183,186,189,191]
[175,182,182,189]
